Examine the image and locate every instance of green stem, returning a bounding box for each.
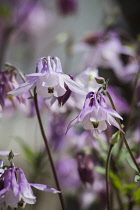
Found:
[106,144,114,210]
[106,91,140,174]
[34,89,65,210]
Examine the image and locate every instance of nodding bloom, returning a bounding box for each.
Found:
[66,92,123,136]
[8,56,86,99]
[77,153,94,186]
[0,167,60,208]
[57,0,78,15]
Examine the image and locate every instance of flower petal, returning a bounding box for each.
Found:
[8,80,36,96]
[18,168,36,202]
[30,183,60,194]
[63,75,87,95]
[53,85,66,97]
[98,121,107,131]
[108,115,124,132]
[66,116,79,134]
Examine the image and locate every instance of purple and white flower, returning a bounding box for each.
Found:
[8,56,86,98]
[66,92,123,136]
[0,167,60,208]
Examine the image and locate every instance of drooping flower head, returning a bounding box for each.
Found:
[8,56,86,101]
[77,153,94,186]
[57,0,78,15]
[0,167,60,208]
[66,91,123,136]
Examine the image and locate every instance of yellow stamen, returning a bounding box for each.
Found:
[17,198,26,208]
[91,121,99,128]
[48,87,54,93]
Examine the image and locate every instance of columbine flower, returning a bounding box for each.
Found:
[75,67,102,92]
[0,167,60,208]
[66,92,123,136]
[8,56,86,99]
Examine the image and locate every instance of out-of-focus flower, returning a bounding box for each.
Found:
[75,67,102,93]
[0,167,60,208]
[8,56,86,99]
[77,153,94,185]
[56,156,81,188]
[80,176,106,209]
[74,31,138,81]
[66,92,123,136]
[49,114,67,151]
[57,0,78,15]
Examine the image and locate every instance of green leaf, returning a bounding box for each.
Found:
[122,149,139,173]
[134,175,140,183]
[94,166,105,174]
[14,136,36,163]
[109,172,124,190]
[126,155,139,173]
[123,183,136,194]
[134,188,140,202]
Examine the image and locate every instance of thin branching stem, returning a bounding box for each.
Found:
[106,91,140,174]
[33,88,65,210]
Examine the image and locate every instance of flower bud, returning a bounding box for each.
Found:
[57,0,78,15]
[111,131,120,145]
[95,77,105,84]
[77,153,94,185]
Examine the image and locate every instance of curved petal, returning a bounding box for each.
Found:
[79,107,93,121]
[26,72,45,78]
[30,183,60,194]
[66,116,79,134]
[107,115,124,132]
[82,114,94,130]
[98,121,107,131]
[82,119,93,130]
[103,107,123,120]
[36,57,46,73]
[63,75,87,95]
[55,57,63,73]
[53,85,66,97]
[18,169,36,202]
[8,80,36,96]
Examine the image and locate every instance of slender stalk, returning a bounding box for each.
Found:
[106,91,140,173]
[106,144,114,210]
[114,187,124,210]
[33,89,65,210]
[0,28,12,69]
[127,195,134,210]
